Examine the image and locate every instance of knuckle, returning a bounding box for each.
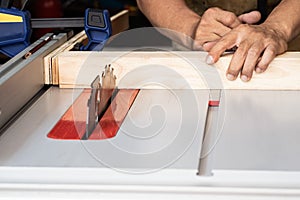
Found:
[209,7,219,12]
[264,38,274,44]
[204,7,219,15]
[247,48,260,58]
[236,23,250,31]
[267,45,277,56]
[204,8,213,15]
[199,18,209,27]
[225,13,237,24]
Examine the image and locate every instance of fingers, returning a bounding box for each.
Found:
[193,32,220,49]
[226,41,251,81]
[238,11,261,24]
[240,42,264,81]
[207,23,288,82]
[214,22,232,37]
[194,7,241,48]
[194,30,222,46]
[208,39,263,82]
[194,19,231,46]
[208,7,241,28]
[208,36,265,82]
[206,31,237,64]
[256,45,277,73]
[195,9,261,51]
[202,41,217,51]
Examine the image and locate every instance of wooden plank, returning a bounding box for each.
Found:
[44,10,129,85]
[43,31,86,84]
[215,52,300,90]
[57,51,300,90]
[57,51,207,89]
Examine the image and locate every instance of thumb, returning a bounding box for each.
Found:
[238,11,261,24]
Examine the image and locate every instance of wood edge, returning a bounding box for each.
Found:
[44,10,129,85]
[110,10,129,21]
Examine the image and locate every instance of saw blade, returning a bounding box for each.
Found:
[83,75,100,140]
[98,64,118,118]
[83,64,118,140]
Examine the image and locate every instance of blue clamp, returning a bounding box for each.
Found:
[0,7,31,57]
[0,8,112,58]
[80,9,112,51]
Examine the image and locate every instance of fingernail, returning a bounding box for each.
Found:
[241,75,249,82]
[193,40,201,49]
[256,68,263,73]
[205,55,214,65]
[202,43,210,51]
[226,74,235,81]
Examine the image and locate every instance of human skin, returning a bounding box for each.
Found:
[137,0,261,46]
[137,0,261,79]
[206,0,300,82]
[194,7,261,50]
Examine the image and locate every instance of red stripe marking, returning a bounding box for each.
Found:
[208,100,220,107]
[89,89,139,140]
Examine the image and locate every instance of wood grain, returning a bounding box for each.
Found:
[215,52,300,90]
[57,51,300,90]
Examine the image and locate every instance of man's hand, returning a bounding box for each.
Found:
[206,23,288,82]
[193,7,261,50]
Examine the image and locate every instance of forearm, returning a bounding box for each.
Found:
[137,0,201,38]
[263,0,300,42]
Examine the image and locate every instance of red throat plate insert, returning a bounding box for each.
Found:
[47,89,140,140]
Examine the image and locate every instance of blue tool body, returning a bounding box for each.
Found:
[0,7,31,57]
[80,9,112,51]
[0,7,112,58]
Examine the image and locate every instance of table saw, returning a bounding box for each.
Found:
[1,18,300,199]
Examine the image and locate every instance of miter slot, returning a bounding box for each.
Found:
[198,89,222,176]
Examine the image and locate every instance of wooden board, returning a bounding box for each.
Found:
[57,51,300,90]
[43,30,87,84]
[215,52,300,90]
[43,10,129,85]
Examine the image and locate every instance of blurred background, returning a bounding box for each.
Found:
[8,0,279,39]
[4,0,299,50]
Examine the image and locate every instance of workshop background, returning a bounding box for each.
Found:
[7,0,300,50]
